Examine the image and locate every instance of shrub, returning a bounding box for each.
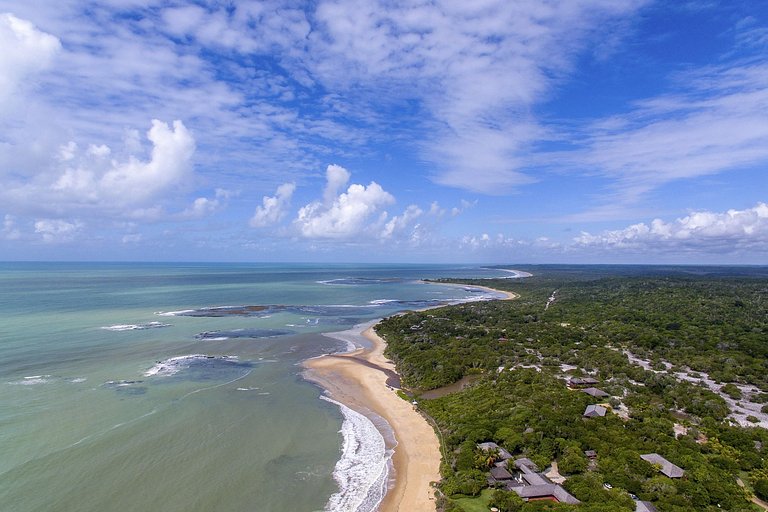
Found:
[754,479,768,502]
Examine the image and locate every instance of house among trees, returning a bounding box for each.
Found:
[568,376,599,388]
[477,441,513,461]
[581,387,609,397]
[583,404,608,417]
[489,465,514,484]
[503,457,581,504]
[640,453,685,478]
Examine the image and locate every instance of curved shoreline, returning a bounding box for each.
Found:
[302,282,519,511]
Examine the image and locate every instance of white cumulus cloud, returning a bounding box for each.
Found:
[250,182,296,227]
[295,165,395,238]
[0,13,61,108]
[49,119,195,208]
[575,203,768,253]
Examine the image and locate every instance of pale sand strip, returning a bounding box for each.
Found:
[303,326,440,511]
[303,283,518,511]
[422,280,518,303]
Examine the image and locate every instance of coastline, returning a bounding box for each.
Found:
[302,281,520,511]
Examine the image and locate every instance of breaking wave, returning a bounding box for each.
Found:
[144,354,243,377]
[101,322,171,331]
[321,396,391,512]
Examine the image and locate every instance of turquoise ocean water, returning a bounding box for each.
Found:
[0,263,514,512]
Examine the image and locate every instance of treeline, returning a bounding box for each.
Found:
[380,275,768,391]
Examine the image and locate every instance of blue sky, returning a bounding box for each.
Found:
[0,0,766,263]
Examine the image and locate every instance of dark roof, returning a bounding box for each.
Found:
[521,472,549,486]
[640,453,685,478]
[581,387,609,397]
[569,376,599,386]
[508,483,581,505]
[583,404,607,417]
[490,466,514,480]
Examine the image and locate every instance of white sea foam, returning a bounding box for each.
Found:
[368,299,398,305]
[321,396,390,512]
[8,375,52,385]
[101,321,171,331]
[144,354,238,377]
[496,268,533,278]
[322,320,378,353]
[154,309,195,317]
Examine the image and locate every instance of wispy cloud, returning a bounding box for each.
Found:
[568,59,768,215]
[306,0,650,194]
[2,214,21,240]
[182,189,232,220]
[34,218,82,243]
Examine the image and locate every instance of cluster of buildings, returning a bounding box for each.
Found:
[478,442,581,505]
[474,374,686,509]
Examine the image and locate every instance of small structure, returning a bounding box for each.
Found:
[640,453,685,478]
[636,500,658,512]
[568,376,599,388]
[512,483,581,504]
[581,387,609,398]
[504,457,581,505]
[584,450,597,459]
[489,466,514,482]
[583,404,607,418]
[477,442,513,461]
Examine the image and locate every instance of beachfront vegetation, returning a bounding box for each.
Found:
[376,266,768,512]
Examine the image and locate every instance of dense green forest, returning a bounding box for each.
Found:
[376,267,768,512]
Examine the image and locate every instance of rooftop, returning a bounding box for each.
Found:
[581,387,610,397]
[477,441,513,460]
[569,376,599,386]
[583,404,608,417]
[640,453,685,478]
[508,483,581,505]
[490,466,513,481]
[514,457,540,473]
[636,500,659,512]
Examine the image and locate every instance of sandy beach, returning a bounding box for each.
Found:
[304,325,441,511]
[303,283,518,511]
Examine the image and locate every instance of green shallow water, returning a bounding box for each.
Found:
[0,263,511,512]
